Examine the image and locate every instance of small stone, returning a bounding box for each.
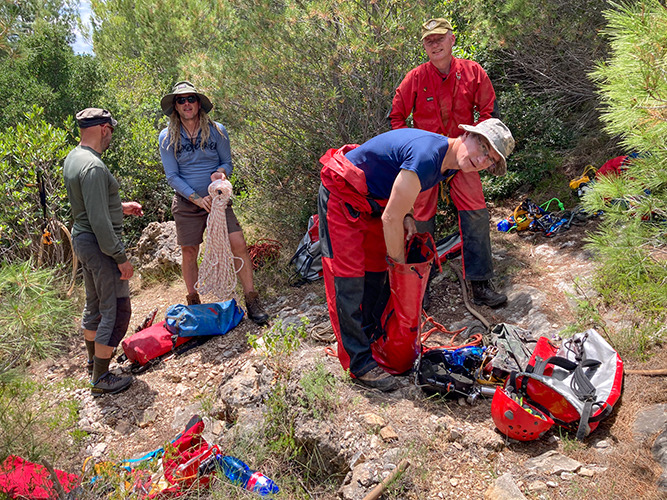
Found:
[523,450,582,475]
[450,428,464,441]
[349,450,366,469]
[115,420,133,435]
[546,481,558,488]
[344,431,352,440]
[450,478,459,487]
[528,481,547,492]
[435,416,452,432]
[453,442,464,451]
[370,435,381,449]
[561,472,575,481]
[211,420,224,436]
[91,442,107,458]
[380,426,399,442]
[363,413,385,428]
[593,439,611,449]
[484,472,526,500]
[577,468,595,477]
[188,371,198,379]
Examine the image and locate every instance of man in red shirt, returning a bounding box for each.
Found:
[390,18,507,307]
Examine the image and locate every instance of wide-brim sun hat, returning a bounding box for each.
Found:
[160,80,213,116]
[459,118,515,176]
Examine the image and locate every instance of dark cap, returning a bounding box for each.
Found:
[76,108,117,128]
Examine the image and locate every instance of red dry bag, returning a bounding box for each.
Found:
[371,233,436,374]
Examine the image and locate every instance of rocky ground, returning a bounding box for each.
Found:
[31,211,667,499]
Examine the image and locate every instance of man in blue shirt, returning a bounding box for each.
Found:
[159,81,268,324]
[318,119,514,391]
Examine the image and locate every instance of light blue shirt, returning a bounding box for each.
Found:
[159,122,233,199]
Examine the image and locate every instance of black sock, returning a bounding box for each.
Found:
[92,356,111,384]
[85,339,96,362]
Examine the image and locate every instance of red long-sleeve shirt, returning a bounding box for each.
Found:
[390,58,496,137]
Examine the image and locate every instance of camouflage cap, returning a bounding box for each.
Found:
[420,18,454,41]
[76,108,117,128]
[459,118,515,176]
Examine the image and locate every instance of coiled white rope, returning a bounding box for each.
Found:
[195,179,241,300]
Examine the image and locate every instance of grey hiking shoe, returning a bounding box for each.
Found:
[356,366,399,392]
[470,280,507,307]
[91,371,133,397]
[245,291,269,325]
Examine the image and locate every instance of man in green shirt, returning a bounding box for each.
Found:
[64,108,143,396]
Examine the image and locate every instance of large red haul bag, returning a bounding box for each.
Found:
[121,320,190,367]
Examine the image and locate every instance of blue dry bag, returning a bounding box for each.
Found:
[165,300,245,338]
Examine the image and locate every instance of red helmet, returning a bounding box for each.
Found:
[491,387,554,441]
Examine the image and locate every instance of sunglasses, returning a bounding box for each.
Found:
[175,95,198,105]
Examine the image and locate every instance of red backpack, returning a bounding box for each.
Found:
[493,329,623,440]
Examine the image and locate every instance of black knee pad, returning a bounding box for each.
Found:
[108,297,132,348]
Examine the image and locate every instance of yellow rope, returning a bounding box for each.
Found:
[195,179,240,301]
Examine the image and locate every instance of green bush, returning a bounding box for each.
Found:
[582,0,667,350]
[0,260,76,373]
[298,362,339,420]
[0,106,73,263]
[482,85,574,200]
[0,372,84,464]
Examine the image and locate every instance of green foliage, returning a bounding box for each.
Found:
[587,222,667,315]
[0,106,72,262]
[482,85,574,200]
[248,317,309,361]
[98,57,174,244]
[583,0,667,347]
[201,0,444,240]
[0,372,84,462]
[298,362,339,420]
[262,381,299,459]
[450,0,609,126]
[0,260,76,373]
[0,2,105,129]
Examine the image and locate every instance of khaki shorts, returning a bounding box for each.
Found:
[171,194,243,247]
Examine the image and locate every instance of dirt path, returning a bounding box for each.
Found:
[30,214,667,499]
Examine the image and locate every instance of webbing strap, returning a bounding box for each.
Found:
[576,401,593,440]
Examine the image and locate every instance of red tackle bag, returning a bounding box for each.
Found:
[121,320,190,367]
[371,233,436,375]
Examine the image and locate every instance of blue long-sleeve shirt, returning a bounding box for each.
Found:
[159,122,233,199]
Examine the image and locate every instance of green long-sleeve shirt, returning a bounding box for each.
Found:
[63,145,127,264]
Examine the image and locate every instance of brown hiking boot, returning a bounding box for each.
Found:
[470,280,507,307]
[356,366,399,392]
[245,291,269,325]
[91,371,133,397]
[186,292,201,305]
